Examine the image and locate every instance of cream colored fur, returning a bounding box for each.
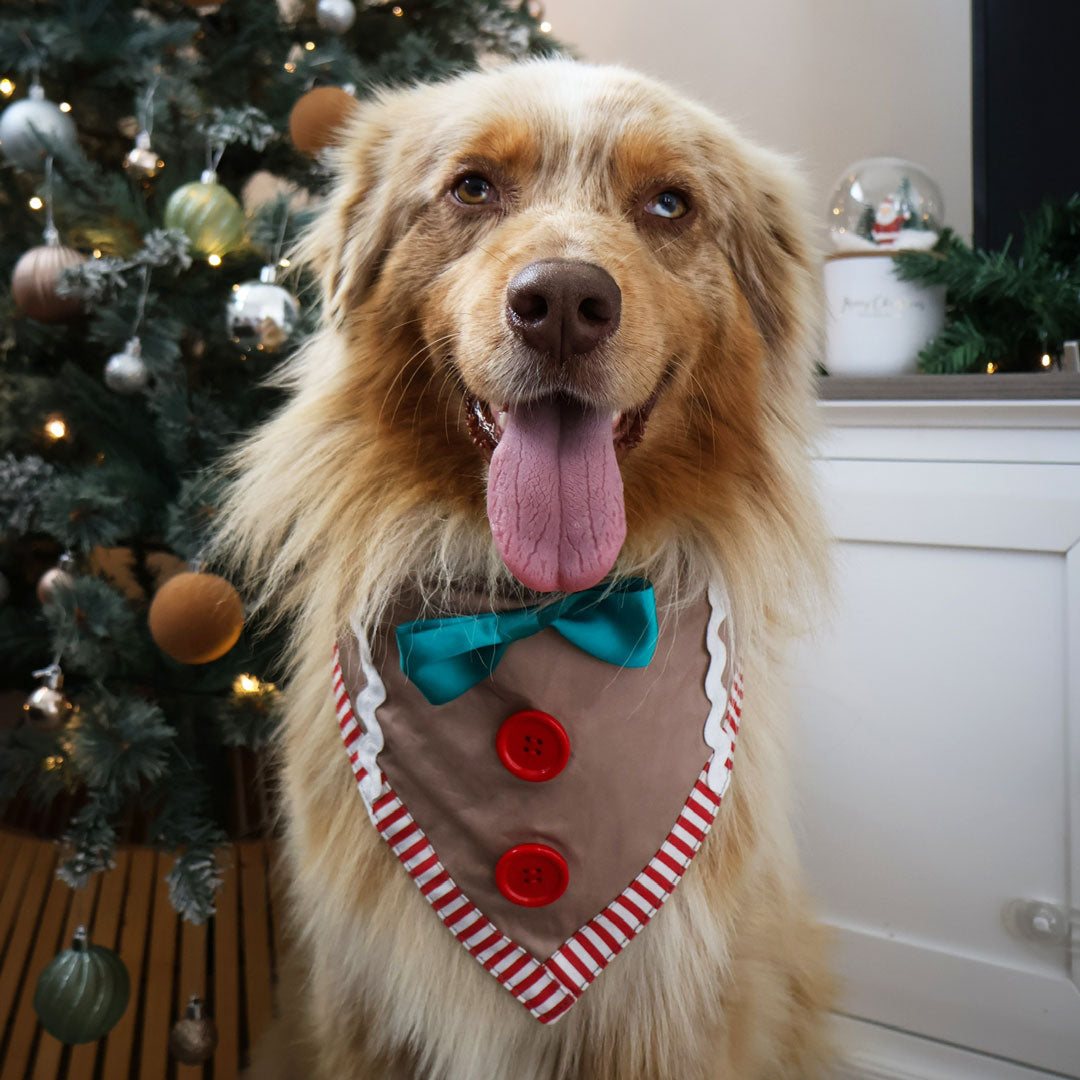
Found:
[220,60,833,1080]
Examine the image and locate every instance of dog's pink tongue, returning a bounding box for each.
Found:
[487,398,625,593]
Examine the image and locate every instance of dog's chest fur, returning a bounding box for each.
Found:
[336,591,731,958]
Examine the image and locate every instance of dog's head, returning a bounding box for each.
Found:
[227,62,823,626]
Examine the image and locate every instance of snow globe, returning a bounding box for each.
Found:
[824,157,947,376]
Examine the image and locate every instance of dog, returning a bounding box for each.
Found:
[221,59,833,1080]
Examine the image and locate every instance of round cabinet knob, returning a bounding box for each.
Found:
[1003,898,1070,946]
[495,710,570,782]
[495,844,569,907]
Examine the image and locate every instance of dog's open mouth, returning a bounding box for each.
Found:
[465,393,656,456]
[468,391,659,594]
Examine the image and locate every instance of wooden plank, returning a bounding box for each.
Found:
[0,832,38,966]
[66,849,131,1080]
[818,371,1080,401]
[175,914,209,1080]
[30,873,102,1080]
[100,847,156,1080]
[137,854,177,1080]
[239,840,274,1056]
[0,840,56,1035]
[2,856,71,1079]
[213,850,240,1080]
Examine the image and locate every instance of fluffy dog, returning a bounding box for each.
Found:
[222,59,833,1080]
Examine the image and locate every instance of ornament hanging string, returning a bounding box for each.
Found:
[42,154,58,245]
[130,265,151,338]
[205,139,226,179]
[270,205,290,267]
[137,74,160,141]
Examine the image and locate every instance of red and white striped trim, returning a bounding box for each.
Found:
[331,644,741,1024]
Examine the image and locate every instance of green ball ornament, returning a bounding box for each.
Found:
[163,169,246,258]
[34,927,130,1044]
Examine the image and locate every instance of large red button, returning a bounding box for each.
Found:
[495,709,570,782]
[495,844,569,907]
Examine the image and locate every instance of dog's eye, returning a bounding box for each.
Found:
[454,176,497,205]
[645,190,689,219]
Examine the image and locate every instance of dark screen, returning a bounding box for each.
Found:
[972,0,1080,251]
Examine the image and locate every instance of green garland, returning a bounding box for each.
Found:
[894,194,1080,373]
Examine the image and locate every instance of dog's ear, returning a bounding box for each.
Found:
[706,132,819,363]
[299,95,421,327]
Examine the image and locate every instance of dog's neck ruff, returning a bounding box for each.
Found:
[332,582,740,1024]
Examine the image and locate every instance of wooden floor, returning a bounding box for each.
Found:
[0,827,283,1080]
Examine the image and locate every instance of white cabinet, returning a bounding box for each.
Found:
[792,399,1080,1079]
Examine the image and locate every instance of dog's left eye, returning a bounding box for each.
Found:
[454,176,497,205]
[645,190,689,219]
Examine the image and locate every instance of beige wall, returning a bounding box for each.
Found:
[541,0,973,239]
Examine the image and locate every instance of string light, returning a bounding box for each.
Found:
[207,253,222,267]
[986,362,997,374]
[28,196,43,210]
[233,673,276,696]
[0,78,13,97]
[92,249,102,259]
[231,283,240,292]
[278,257,291,268]
[304,41,316,50]
[43,754,64,771]
[58,102,71,113]
[284,61,297,73]
[1041,353,1052,367]
[44,416,67,440]
[539,20,552,32]
[392,5,403,14]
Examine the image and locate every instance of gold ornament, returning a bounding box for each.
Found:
[148,571,244,664]
[23,664,72,731]
[123,130,164,180]
[169,995,219,1065]
[163,170,246,258]
[288,86,358,155]
[11,243,85,322]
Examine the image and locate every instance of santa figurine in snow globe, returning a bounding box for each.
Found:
[824,157,946,375]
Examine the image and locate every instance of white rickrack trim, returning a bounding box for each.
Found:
[703,582,737,795]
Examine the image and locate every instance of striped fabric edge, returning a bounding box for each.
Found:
[332,644,742,1025]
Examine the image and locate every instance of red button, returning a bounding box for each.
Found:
[495,844,569,907]
[495,710,570,782]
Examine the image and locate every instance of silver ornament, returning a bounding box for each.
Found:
[23,664,72,731]
[0,84,79,171]
[123,130,163,180]
[316,0,357,33]
[104,337,150,393]
[37,553,76,605]
[225,266,299,353]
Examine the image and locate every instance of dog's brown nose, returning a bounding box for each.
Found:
[506,259,621,359]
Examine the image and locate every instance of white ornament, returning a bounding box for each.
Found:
[316,0,357,33]
[104,337,150,393]
[225,266,299,353]
[0,84,79,171]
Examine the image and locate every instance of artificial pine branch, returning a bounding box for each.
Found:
[894,194,1080,373]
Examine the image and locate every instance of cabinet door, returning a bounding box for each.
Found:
[790,457,1080,1076]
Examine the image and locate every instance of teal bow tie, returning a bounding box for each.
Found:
[395,579,658,706]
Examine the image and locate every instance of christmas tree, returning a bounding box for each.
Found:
[0,0,558,923]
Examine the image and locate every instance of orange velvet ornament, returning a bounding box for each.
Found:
[148,572,244,664]
[288,86,358,155]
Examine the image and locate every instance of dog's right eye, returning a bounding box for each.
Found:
[453,176,497,205]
